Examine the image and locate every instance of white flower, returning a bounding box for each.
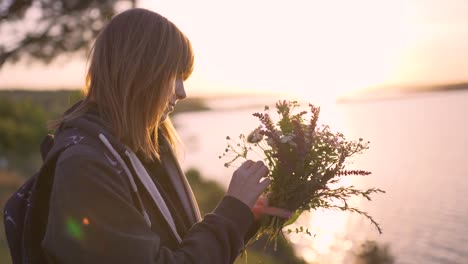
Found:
[247,127,264,143]
[280,134,294,144]
[280,134,297,147]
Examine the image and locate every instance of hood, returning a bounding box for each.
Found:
[57,101,126,152]
[40,100,127,177]
[46,100,193,243]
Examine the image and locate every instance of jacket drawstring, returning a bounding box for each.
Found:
[98,133,182,244]
[98,134,152,228]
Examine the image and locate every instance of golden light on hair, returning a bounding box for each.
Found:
[48,8,193,161]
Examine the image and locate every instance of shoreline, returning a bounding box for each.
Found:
[2,82,468,106]
[337,82,468,104]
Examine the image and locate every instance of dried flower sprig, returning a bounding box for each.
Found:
[220,100,385,250]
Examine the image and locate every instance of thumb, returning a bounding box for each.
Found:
[259,206,293,219]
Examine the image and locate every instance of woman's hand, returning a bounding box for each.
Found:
[251,194,292,222]
[226,160,271,209]
[226,160,293,222]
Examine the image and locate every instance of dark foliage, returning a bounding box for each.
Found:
[0,0,136,67]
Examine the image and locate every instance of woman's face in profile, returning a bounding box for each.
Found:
[161,78,186,121]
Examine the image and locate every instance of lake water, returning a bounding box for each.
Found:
[173,91,468,264]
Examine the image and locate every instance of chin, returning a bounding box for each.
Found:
[160,111,170,122]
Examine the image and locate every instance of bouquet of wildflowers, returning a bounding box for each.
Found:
[220,100,384,249]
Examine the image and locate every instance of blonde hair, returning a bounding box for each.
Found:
[49,8,194,161]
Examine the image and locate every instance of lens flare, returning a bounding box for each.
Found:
[66,217,84,240]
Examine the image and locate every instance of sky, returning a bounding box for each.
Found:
[1,0,468,100]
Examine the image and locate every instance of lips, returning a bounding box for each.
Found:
[167,103,175,111]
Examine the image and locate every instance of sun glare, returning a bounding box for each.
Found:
[151,0,422,100]
[3,0,464,98]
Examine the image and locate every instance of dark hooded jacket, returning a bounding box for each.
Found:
[41,102,259,263]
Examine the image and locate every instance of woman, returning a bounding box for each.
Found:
[42,8,291,263]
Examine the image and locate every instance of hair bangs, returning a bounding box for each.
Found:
[177,32,194,80]
[165,22,194,81]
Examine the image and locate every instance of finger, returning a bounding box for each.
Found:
[248,160,264,173]
[256,177,271,192]
[240,160,254,169]
[247,161,266,176]
[252,165,269,182]
[254,195,268,207]
[260,206,293,218]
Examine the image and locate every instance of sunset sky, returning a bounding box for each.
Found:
[1,0,467,100]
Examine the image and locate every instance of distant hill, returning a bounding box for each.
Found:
[407,82,468,93]
[0,89,210,116]
[337,82,468,103]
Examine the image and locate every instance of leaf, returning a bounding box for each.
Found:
[283,210,301,227]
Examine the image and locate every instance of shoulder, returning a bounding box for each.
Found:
[54,129,123,174]
[54,141,133,200]
[56,143,112,173]
[58,144,101,163]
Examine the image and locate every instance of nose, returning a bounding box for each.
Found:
[175,79,186,100]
